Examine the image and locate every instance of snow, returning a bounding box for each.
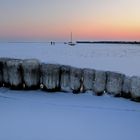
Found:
[0,42,140,140]
[0,42,140,76]
[0,89,140,140]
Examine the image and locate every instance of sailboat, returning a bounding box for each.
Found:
[68,32,76,46]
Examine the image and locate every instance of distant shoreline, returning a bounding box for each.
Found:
[0,41,140,45]
[76,41,140,44]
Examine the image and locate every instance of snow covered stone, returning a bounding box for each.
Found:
[130,76,140,102]
[93,70,106,95]
[0,58,3,86]
[60,65,71,92]
[0,58,12,87]
[6,59,23,89]
[22,59,40,89]
[122,76,131,98]
[70,67,82,93]
[106,71,124,97]
[82,68,95,92]
[40,64,60,91]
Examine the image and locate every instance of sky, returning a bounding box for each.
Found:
[0,0,140,41]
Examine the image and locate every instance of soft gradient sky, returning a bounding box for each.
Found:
[0,0,140,41]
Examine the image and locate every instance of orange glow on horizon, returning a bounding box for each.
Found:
[0,20,140,41]
[0,0,140,41]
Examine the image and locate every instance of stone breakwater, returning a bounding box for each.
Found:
[0,57,140,102]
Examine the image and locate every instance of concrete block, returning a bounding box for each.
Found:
[41,64,60,91]
[60,65,71,92]
[7,59,23,89]
[0,58,12,87]
[122,76,131,98]
[82,68,95,92]
[93,70,106,95]
[130,76,140,102]
[22,59,40,89]
[106,71,124,96]
[70,67,82,93]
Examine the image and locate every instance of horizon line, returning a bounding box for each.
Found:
[0,40,140,44]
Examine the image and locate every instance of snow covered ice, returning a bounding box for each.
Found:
[0,89,140,140]
[0,42,140,76]
[0,42,140,140]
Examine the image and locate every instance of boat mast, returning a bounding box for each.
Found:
[68,32,75,46]
[70,32,72,43]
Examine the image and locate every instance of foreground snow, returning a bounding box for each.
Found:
[0,89,140,140]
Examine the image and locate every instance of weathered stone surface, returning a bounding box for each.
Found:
[0,58,12,87]
[6,59,23,89]
[122,76,131,98]
[82,68,95,92]
[22,59,40,89]
[0,58,3,86]
[106,71,124,96]
[70,67,82,93]
[93,70,106,95]
[40,64,60,91]
[60,65,71,92]
[130,76,140,102]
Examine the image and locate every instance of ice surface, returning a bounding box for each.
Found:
[0,43,140,76]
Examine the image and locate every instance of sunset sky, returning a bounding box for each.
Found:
[0,0,140,41]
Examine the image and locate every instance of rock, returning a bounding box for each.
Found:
[22,59,40,89]
[6,59,23,89]
[130,76,140,102]
[122,76,131,98]
[40,64,60,91]
[70,67,82,93]
[0,58,12,87]
[82,68,95,92]
[93,70,106,95]
[60,65,71,92]
[106,71,124,97]
[0,58,3,86]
